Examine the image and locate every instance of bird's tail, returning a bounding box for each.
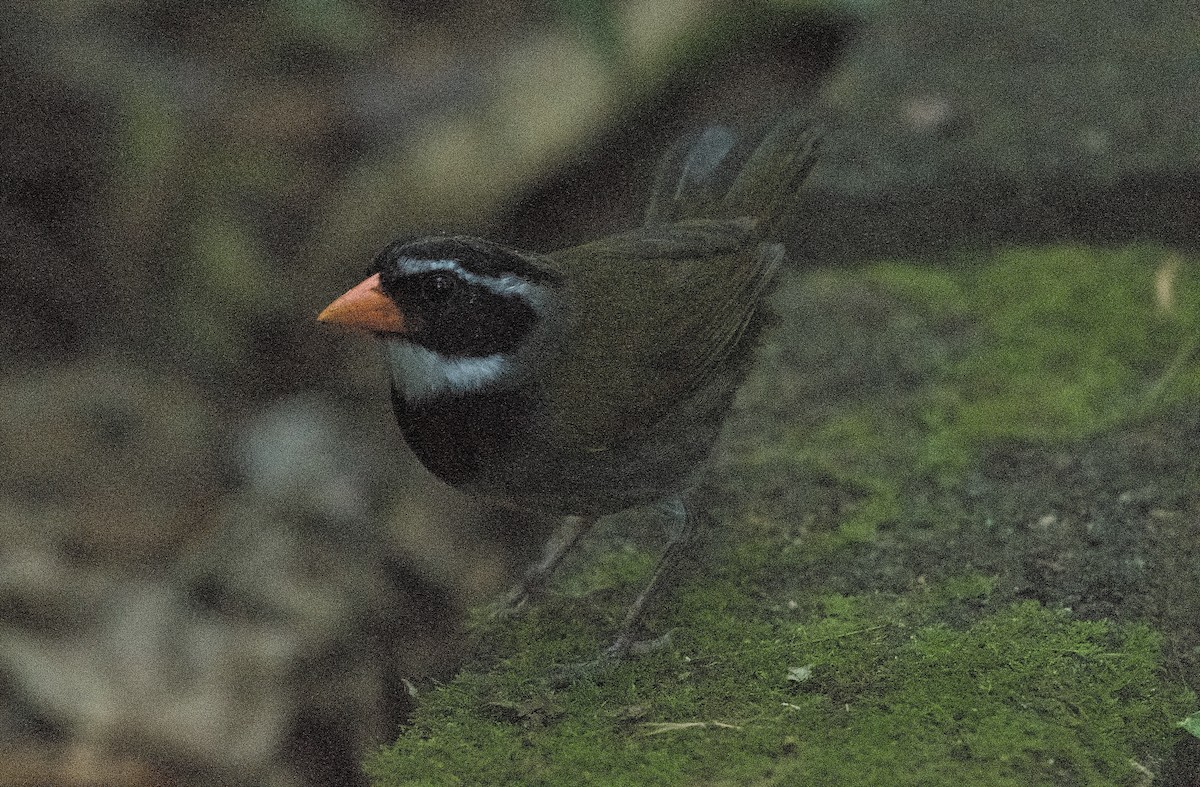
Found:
[644,114,822,241]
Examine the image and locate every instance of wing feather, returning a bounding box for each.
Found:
[539,218,777,450]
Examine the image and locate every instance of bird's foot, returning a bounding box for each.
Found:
[548,630,676,687]
[488,577,547,620]
[603,629,675,660]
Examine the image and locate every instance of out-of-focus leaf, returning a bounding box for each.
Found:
[557,0,624,64]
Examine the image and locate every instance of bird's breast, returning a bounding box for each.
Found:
[390,385,531,490]
[391,373,737,518]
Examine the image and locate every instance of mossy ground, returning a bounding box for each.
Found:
[368,246,1200,785]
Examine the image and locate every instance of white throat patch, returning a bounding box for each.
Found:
[384,340,512,402]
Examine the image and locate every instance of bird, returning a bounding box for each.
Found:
[318,116,822,659]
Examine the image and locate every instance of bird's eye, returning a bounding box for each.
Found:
[420,273,457,303]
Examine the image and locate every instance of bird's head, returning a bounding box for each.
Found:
[319,236,565,401]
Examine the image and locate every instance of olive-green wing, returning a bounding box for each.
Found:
[539,218,780,450]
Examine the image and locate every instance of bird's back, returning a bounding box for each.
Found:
[471,119,821,515]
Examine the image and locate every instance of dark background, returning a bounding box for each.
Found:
[2,0,1197,784]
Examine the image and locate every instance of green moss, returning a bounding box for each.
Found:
[369,245,1200,784]
[865,262,969,320]
[369,591,1192,786]
[795,411,907,542]
[866,247,1200,481]
[1179,711,1200,739]
[748,246,1200,541]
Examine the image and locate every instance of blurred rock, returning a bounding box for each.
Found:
[0,382,464,785]
[235,392,382,525]
[0,360,221,572]
[803,0,1200,262]
[821,0,1200,192]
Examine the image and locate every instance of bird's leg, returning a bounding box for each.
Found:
[498,514,596,614]
[603,496,698,659]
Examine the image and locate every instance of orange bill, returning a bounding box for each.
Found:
[317,273,407,333]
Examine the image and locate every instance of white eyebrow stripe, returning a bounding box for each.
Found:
[397,257,538,302]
